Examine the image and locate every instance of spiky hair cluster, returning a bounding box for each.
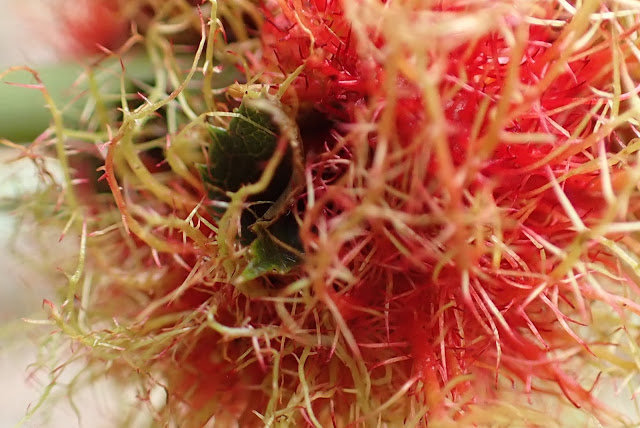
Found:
[8,0,640,426]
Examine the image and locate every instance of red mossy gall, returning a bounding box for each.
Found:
[58,0,129,55]
[261,0,640,419]
[29,0,640,426]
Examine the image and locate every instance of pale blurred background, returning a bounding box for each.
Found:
[0,0,58,424]
[0,1,117,427]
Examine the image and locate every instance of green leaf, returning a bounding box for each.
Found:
[239,213,303,282]
[198,98,303,280]
[198,101,293,216]
[207,103,278,190]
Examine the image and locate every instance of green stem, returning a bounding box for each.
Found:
[0,54,156,142]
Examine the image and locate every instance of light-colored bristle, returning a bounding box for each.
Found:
[4,0,640,426]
